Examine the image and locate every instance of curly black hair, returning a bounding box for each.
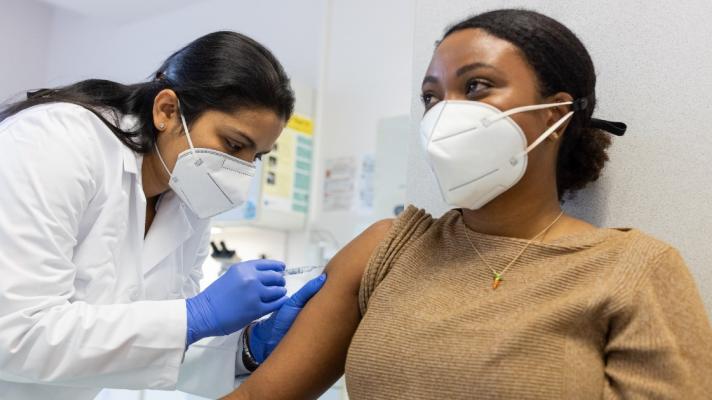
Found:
[443,9,612,201]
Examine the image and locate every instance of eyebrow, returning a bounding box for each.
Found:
[455,62,498,77]
[422,62,499,87]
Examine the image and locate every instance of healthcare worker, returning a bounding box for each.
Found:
[0,31,324,399]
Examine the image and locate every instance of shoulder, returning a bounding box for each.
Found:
[321,218,395,299]
[609,228,678,268]
[355,206,451,313]
[601,228,696,307]
[604,231,710,353]
[621,230,692,283]
[0,103,134,198]
[0,102,128,150]
[353,205,439,268]
[343,206,435,253]
[321,206,431,300]
[2,102,99,129]
[0,103,112,151]
[364,205,459,264]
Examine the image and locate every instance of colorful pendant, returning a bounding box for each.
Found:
[492,273,502,290]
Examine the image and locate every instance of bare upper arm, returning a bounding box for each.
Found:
[323,218,394,297]
[224,219,394,400]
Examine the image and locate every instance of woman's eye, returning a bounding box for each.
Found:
[466,79,490,97]
[225,139,242,152]
[420,93,440,108]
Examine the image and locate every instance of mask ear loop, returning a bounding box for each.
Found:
[176,98,197,159]
[154,97,197,177]
[482,101,573,127]
[155,142,172,177]
[510,110,574,166]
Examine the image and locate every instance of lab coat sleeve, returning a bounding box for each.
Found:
[0,105,187,389]
[175,332,248,398]
[174,225,250,398]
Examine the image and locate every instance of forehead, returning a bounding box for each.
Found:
[208,107,281,126]
[201,107,285,149]
[426,28,534,81]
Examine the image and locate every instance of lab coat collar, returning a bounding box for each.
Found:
[118,113,141,175]
[142,191,203,274]
[121,145,141,175]
[115,112,208,274]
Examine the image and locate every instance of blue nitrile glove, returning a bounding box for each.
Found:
[248,273,327,362]
[185,259,288,346]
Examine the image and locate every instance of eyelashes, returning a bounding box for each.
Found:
[224,138,264,161]
[420,93,437,107]
[224,138,242,152]
[420,78,494,110]
[465,78,492,96]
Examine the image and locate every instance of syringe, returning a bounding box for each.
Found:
[283,265,325,276]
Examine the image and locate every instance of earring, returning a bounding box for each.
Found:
[158,122,166,130]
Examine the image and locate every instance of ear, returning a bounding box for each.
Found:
[544,91,574,142]
[152,89,180,135]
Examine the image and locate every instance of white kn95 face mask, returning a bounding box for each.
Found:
[155,103,256,219]
[419,100,575,210]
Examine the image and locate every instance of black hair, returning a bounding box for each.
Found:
[444,9,612,200]
[0,31,295,154]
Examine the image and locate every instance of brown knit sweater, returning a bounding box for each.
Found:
[344,206,712,399]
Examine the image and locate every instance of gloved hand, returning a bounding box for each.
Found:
[185,259,288,346]
[248,273,327,363]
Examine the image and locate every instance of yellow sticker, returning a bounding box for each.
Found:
[287,114,314,135]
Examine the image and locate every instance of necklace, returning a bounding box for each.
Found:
[463,210,564,290]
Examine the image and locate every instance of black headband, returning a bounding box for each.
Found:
[572,97,627,136]
[590,118,627,136]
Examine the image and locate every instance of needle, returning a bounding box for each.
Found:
[283,265,325,276]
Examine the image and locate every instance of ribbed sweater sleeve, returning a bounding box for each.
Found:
[604,248,712,399]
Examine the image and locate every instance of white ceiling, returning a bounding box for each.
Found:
[35,0,207,22]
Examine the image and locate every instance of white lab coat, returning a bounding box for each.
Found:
[0,103,248,400]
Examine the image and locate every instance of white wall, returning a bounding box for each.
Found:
[407,0,712,315]
[44,0,326,88]
[308,0,415,247]
[0,0,53,102]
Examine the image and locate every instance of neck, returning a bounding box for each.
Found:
[461,188,562,240]
[141,152,170,199]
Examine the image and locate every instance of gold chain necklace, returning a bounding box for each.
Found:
[463,210,564,290]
